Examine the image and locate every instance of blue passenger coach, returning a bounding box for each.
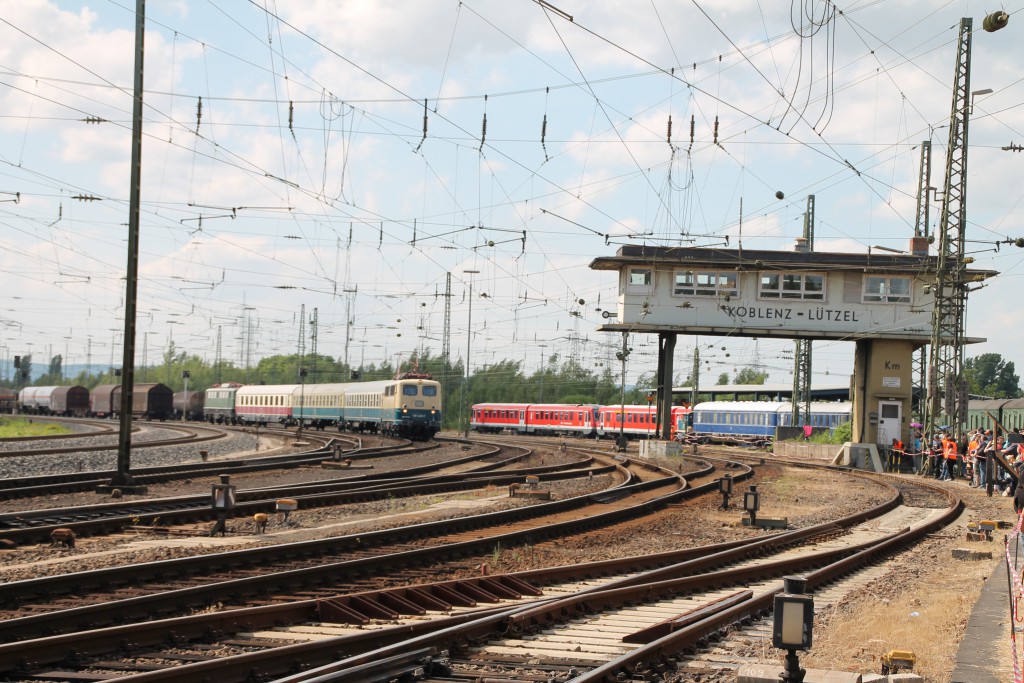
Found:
[692,400,851,441]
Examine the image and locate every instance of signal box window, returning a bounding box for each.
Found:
[863,276,911,303]
[759,272,825,300]
[626,267,653,294]
[674,270,738,297]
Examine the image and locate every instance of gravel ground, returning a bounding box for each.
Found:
[461,463,892,574]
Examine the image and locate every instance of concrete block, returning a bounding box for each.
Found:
[755,517,789,529]
[887,674,923,682]
[511,489,551,501]
[737,664,862,682]
[952,547,993,560]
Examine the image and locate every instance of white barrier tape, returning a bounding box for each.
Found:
[1005,508,1024,683]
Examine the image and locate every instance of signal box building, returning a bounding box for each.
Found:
[590,241,995,448]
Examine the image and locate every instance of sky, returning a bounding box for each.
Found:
[0,0,1022,389]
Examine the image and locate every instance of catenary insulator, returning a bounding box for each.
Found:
[983,11,1008,32]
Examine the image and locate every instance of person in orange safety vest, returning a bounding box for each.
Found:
[941,434,958,481]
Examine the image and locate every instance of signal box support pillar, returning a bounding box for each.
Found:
[851,339,916,450]
[657,332,676,439]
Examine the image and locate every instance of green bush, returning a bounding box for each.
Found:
[805,421,851,444]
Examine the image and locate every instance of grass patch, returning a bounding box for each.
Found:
[804,556,994,680]
[0,418,72,438]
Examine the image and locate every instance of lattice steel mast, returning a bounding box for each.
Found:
[442,272,452,422]
[926,18,974,440]
[792,195,814,428]
[914,141,932,420]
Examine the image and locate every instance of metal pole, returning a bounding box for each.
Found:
[463,270,478,437]
[298,367,307,438]
[617,331,629,451]
[182,371,189,421]
[112,0,146,488]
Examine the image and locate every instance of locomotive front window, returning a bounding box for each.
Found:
[423,386,437,396]
[403,385,418,396]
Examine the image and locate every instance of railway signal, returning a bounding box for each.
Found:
[773,575,815,682]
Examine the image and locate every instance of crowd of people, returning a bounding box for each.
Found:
[887,427,1024,513]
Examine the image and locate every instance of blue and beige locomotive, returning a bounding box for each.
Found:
[218,372,442,439]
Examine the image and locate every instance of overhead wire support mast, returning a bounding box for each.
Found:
[927,18,973,443]
[791,195,814,430]
[926,14,1006,442]
[109,0,147,493]
[913,141,933,424]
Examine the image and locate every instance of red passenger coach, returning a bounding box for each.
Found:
[471,403,528,433]
[669,404,693,440]
[523,403,598,437]
[471,403,599,437]
[597,403,692,440]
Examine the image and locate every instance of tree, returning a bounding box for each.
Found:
[35,355,63,386]
[716,372,730,385]
[734,367,769,385]
[965,353,1021,398]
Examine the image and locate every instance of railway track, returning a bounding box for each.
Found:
[0,427,360,498]
[259,477,957,683]
[0,467,955,682]
[0,440,583,544]
[0,450,708,641]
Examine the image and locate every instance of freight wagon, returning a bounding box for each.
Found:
[173,391,205,421]
[90,383,173,420]
[18,386,90,417]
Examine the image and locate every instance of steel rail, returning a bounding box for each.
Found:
[255,479,958,683]
[1,488,875,679]
[0,461,911,679]
[0,454,680,639]
[0,433,411,497]
[0,458,618,545]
